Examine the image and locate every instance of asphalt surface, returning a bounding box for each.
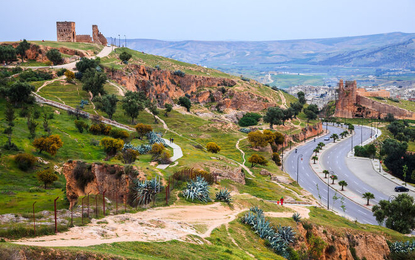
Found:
[284,125,379,225]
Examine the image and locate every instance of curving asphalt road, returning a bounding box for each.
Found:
[284,125,378,225]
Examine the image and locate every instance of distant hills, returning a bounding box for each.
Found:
[124,32,415,70]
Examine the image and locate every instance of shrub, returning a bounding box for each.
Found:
[133,178,163,205]
[57,68,67,77]
[172,168,214,184]
[215,188,232,203]
[178,96,191,112]
[147,131,168,146]
[46,49,62,65]
[32,135,63,156]
[151,143,165,155]
[135,123,152,138]
[238,113,262,127]
[75,71,83,80]
[182,176,211,203]
[206,142,221,153]
[89,123,111,135]
[15,153,37,171]
[354,144,376,158]
[119,51,132,62]
[64,70,75,82]
[73,162,94,192]
[173,70,185,77]
[120,149,139,164]
[100,137,124,158]
[110,129,130,140]
[74,120,88,133]
[239,128,252,134]
[272,152,282,166]
[248,154,268,167]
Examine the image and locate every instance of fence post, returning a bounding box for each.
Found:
[103,190,106,216]
[81,197,85,225]
[33,201,36,236]
[71,204,73,227]
[95,194,98,218]
[87,192,91,218]
[54,197,59,234]
[115,188,118,215]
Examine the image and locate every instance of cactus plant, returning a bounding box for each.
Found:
[277,225,296,245]
[133,178,163,205]
[182,176,211,203]
[215,188,232,203]
[250,206,264,216]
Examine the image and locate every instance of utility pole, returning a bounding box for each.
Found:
[296,154,303,184]
[118,34,120,47]
[124,35,126,47]
[54,197,59,234]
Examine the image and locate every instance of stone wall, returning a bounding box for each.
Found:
[357,88,390,98]
[358,95,415,119]
[334,80,357,118]
[92,25,108,45]
[76,35,92,43]
[57,21,76,42]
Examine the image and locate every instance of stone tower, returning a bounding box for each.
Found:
[56,22,76,42]
[92,25,108,46]
[334,80,357,118]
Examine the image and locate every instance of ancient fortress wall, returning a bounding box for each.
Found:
[56,22,76,42]
[357,96,415,120]
[357,88,390,98]
[76,35,92,43]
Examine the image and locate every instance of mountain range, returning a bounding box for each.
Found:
[123,32,415,70]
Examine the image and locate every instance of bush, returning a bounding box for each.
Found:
[182,176,211,203]
[15,153,37,171]
[173,168,214,184]
[239,128,252,134]
[238,116,257,127]
[46,49,62,65]
[64,70,75,82]
[57,68,67,77]
[173,70,186,77]
[151,143,165,155]
[89,123,111,135]
[74,120,88,133]
[119,51,132,62]
[73,162,94,192]
[206,142,221,153]
[354,144,376,158]
[110,129,130,140]
[36,168,58,189]
[272,152,282,166]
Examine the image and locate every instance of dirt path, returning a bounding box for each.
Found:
[278,91,287,108]
[14,202,310,248]
[36,76,64,93]
[107,80,126,96]
[236,137,254,177]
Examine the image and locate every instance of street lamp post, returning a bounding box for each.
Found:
[328,171,334,210]
[118,34,120,47]
[124,35,126,47]
[296,154,303,184]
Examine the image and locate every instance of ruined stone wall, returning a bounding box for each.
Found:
[76,35,92,43]
[57,21,76,42]
[92,25,107,45]
[358,96,415,119]
[357,88,390,98]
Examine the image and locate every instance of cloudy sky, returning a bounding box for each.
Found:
[1,0,414,41]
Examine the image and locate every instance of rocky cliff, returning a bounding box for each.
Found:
[62,161,144,208]
[107,65,276,112]
[295,222,390,260]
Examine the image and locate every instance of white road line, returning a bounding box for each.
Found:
[357,209,368,216]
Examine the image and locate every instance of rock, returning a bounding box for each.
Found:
[206,162,245,184]
[259,169,272,176]
[271,175,292,184]
[223,111,246,124]
[54,110,60,115]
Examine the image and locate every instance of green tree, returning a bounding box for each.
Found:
[385,113,395,122]
[36,168,59,189]
[312,155,318,164]
[4,102,16,148]
[387,121,405,137]
[290,101,303,117]
[348,124,355,133]
[122,91,145,124]
[75,57,100,73]
[46,49,62,65]
[147,101,159,123]
[263,107,284,129]
[330,133,339,143]
[32,135,63,156]
[304,104,319,122]
[282,107,294,125]
[178,96,191,112]
[318,142,325,149]
[363,192,375,206]
[297,91,306,105]
[330,174,338,184]
[27,113,38,139]
[313,148,320,156]
[3,81,34,106]
[323,169,329,178]
[372,194,415,233]
[119,51,132,62]
[42,112,51,136]
[338,180,348,191]
[403,164,408,186]
[16,39,30,62]
[248,154,268,168]
[94,94,118,119]
[82,69,107,96]
[272,152,281,166]
[0,45,17,64]
[74,120,88,133]
[164,103,173,117]
[247,131,268,148]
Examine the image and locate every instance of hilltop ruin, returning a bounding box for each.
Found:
[56,21,107,45]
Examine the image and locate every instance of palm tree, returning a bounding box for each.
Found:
[312,155,318,164]
[330,174,338,184]
[348,124,354,134]
[362,192,375,206]
[338,180,348,191]
[340,131,348,139]
[323,170,329,178]
[330,134,339,143]
[318,142,325,149]
[313,148,320,156]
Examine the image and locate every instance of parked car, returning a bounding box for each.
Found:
[395,186,409,192]
[324,137,330,141]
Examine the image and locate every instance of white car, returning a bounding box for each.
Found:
[324,137,330,141]
[107,44,111,47]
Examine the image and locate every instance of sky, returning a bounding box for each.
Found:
[1,0,415,42]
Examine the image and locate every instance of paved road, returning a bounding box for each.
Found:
[321,125,389,205]
[284,126,378,225]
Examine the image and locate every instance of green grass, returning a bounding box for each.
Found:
[20,60,50,67]
[30,41,103,54]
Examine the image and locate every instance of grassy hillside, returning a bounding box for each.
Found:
[30,41,103,54]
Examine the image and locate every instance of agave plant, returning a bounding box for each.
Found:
[182,176,211,203]
[389,240,415,253]
[215,188,232,203]
[292,212,302,223]
[277,225,296,245]
[250,206,264,216]
[133,178,163,205]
